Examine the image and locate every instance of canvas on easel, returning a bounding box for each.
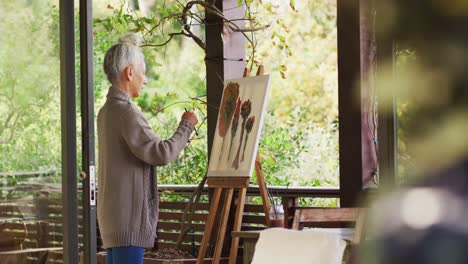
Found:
[208,75,271,177]
[197,68,272,264]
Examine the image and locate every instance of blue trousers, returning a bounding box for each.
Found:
[106,246,144,264]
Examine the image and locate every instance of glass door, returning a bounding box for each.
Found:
[0,0,66,262]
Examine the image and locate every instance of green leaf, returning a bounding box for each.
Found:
[160,7,169,17]
[289,0,296,11]
[287,46,293,56]
[277,34,285,43]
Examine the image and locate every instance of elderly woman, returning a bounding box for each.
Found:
[97,33,198,264]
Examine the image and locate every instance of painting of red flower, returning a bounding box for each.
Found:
[208,75,271,177]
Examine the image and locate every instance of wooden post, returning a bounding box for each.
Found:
[282,197,298,229]
[338,0,363,207]
[206,0,245,159]
[374,0,397,187]
[360,0,378,188]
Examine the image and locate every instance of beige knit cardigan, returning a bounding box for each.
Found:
[97,86,194,248]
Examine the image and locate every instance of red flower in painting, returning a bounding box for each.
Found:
[217,82,239,163]
[228,98,241,161]
[232,100,252,169]
[242,116,255,161]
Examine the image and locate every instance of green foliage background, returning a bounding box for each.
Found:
[0,0,340,199]
[0,0,61,173]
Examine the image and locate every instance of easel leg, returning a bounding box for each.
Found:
[228,188,247,264]
[197,188,222,264]
[255,153,271,227]
[213,188,234,263]
[252,65,272,227]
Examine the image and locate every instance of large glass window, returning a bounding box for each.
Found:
[0,0,65,261]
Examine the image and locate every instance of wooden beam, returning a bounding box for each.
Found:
[223,0,246,80]
[206,0,245,159]
[360,0,378,188]
[292,207,362,230]
[375,0,397,187]
[337,0,363,207]
[206,0,224,160]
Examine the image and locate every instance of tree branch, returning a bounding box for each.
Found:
[229,24,270,32]
[141,32,185,47]
[141,1,269,54]
[6,112,20,144]
[0,112,15,136]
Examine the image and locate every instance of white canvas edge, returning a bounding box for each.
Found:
[207,75,272,177]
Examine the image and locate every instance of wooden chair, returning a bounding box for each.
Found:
[291,207,365,244]
[250,207,365,264]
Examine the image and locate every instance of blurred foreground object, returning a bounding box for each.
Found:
[362,1,468,263]
[364,160,468,264]
[375,0,468,175]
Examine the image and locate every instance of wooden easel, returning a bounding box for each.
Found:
[197,66,271,264]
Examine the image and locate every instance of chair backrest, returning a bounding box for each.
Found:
[291,207,364,243]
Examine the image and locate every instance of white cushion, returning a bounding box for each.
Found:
[251,228,347,264]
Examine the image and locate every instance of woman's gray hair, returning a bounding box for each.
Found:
[103,33,145,83]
